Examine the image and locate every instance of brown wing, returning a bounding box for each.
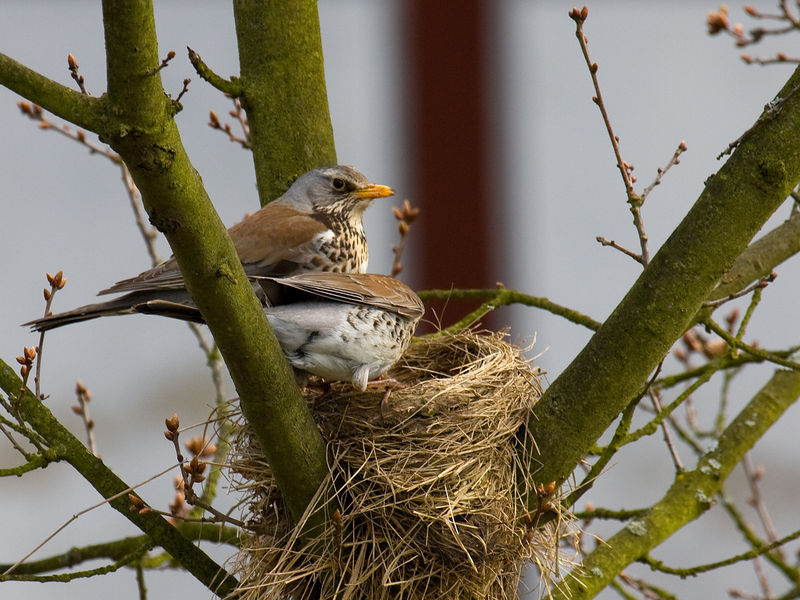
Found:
[98,257,183,295]
[263,272,425,320]
[229,204,328,268]
[99,203,328,295]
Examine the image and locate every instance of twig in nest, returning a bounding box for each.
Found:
[391,199,420,276]
[67,54,88,95]
[524,481,556,536]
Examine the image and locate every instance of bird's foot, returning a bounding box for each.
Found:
[367,377,407,419]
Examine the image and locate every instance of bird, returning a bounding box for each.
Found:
[81,164,393,313]
[26,272,425,391]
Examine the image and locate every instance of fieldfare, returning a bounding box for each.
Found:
[27,272,424,390]
[89,164,392,307]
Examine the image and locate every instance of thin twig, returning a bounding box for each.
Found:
[228,97,250,144]
[391,199,420,276]
[33,272,65,400]
[136,560,147,600]
[719,492,800,582]
[0,420,32,459]
[18,101,119,162]
[175,78,190,102]
[145,50,176,76]
[718,83,800,158]
[705,318,800,371]
[649,387,684,472]
[121,162,160,265]
[595,236,644,265]
[569,8,637,201]
[702,272,776,309]
[743,454,785,559]
[67,54,88,95]
[164,415,245,529]
[641,525,800,576]
[3,463,176,576]
[72,381,97,456]
[187,47,243,96]
[570,7,660,265]
[640,141,688,202]
[209,105,251,149]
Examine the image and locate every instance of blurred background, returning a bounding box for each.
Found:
[2,1,799,598]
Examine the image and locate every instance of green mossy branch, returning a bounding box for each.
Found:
[418,287,602,332]
[573,507,648,521]
[563,400,636,509]
[232,0,337,204]
[623,370,716,446]
[187,47,243,97]
[98,0,329,534]
[553,368,800,599]
[0,52,104,132]
[704,318,800,370]
[641,526,800,578]
[0,452,54,477]
[703,206,800,312]
[0,523,239,578]
[2,546,148,583]
[720,494,800,583]
[0,359,239,597]
[528,65,800,497]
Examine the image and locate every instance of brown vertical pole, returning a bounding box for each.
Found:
[404,0,494,328]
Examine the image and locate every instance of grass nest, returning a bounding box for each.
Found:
[229,329,561,599]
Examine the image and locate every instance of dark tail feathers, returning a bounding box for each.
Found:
[24,291,202,332]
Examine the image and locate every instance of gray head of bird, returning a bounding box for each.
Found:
[280,165,394,221]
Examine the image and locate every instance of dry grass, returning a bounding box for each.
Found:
[228,330,563,599]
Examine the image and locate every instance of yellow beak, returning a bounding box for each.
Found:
[354,183,394,199]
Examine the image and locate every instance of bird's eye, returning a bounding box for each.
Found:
[332,177,346,191]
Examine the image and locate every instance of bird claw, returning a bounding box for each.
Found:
[369,377,407,420]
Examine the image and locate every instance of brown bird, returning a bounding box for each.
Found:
[26,273,424,390]
[93,164,393,303]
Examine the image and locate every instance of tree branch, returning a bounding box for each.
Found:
[528,65,800,496]
[0,360,239,597]
[0,523,239,577]
[697,206,800,322]
[187,47,243,97]
[553,368,800,599]
[418,287,602,332]
[0,52,104,132]
[232,0,337,204]
[98,0,329,533]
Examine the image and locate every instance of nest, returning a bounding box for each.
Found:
[229,329,560,600]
